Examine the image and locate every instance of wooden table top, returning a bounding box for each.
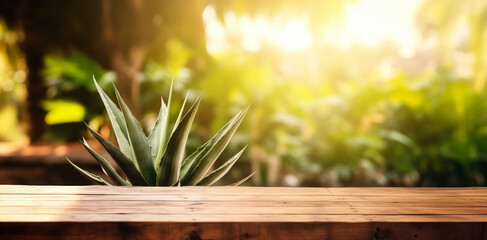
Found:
[0,185,486,223]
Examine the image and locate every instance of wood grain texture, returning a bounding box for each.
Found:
[0,185,486,239]
[1,222,486,240]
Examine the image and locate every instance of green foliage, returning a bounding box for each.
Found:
[41,51,116,142]
[42,100,85,125]
[195,53,487,187]
[44,51,108,90]
[8,0,487,187]
[68,78,251,186]
[47,44,487,187]
[306,71,487,187]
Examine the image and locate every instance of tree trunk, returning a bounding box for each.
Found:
[114,63,140,116]
[101,0,147,116]
[21,1,47,142]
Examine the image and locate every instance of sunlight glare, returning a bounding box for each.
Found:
[336,0,422,57]
[203,0,422,57]
[203,6,312,54]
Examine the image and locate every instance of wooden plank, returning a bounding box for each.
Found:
[0,142,108,164]
[328,187,487,194]
[2,185,487,196]
[0,186,486,239]
[5,200,487,208]
[0,187,485,220]
[0,186,485,219]
[2,206,487,215]
[0,222,484,240]
[2,213,487,222]
[0,194,485,203]
[2,200,487,208]
[349,201,487,207]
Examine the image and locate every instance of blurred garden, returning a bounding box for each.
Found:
[1,0,487,187]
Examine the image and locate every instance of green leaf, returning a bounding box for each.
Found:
[43,100,86,125]
[161,81,174,155]
[93,77,133,160]
[173,91,189,133]
[179,108,246,182]
[179,141,210,180]
[182,106,249,185]
[197,146,247,186]
[115,88,157,185]
[85,123,148,186]
[148,97,167,164]
[67,158,112,186]
[152,81,174,172]
[80,138,130,186]
[157,96,201,186]
[229,172,255,186]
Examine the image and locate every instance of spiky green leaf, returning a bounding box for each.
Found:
[157,96,201,186]
[115,88,157,185]
[67,158,112,185]
[179,108,246,182]
[151,81,174,172]
[229,172,255,186]
[173,91,189,133]
[85,123,148,186]
[197,146,247,186]
[149,98,167,163]
[161,81,174,155]
[179,141,210,180]
[80,139,130,186]
[182,106,249,185]
[93,77,133,160]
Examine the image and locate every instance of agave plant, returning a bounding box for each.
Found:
[67,78,254,186]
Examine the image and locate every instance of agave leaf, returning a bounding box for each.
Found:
[173,91,189,133]
[148,97,167,163]
[80,138,130,186]
[151,81,174,172]
[161,81,174,154]
[115,88,157,185]
[93,77,133,160]
[183,106,249,185]
[67,158,112,186]
[157,96,201,186]
[197,146,247,186]
[179,108,246,182]
[85,123,148,186]
[179,141,209,180]
[229,172,255,186]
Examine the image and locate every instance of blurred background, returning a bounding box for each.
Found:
[1,0,487,186]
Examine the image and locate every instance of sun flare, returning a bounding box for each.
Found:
[204,0,422,57]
